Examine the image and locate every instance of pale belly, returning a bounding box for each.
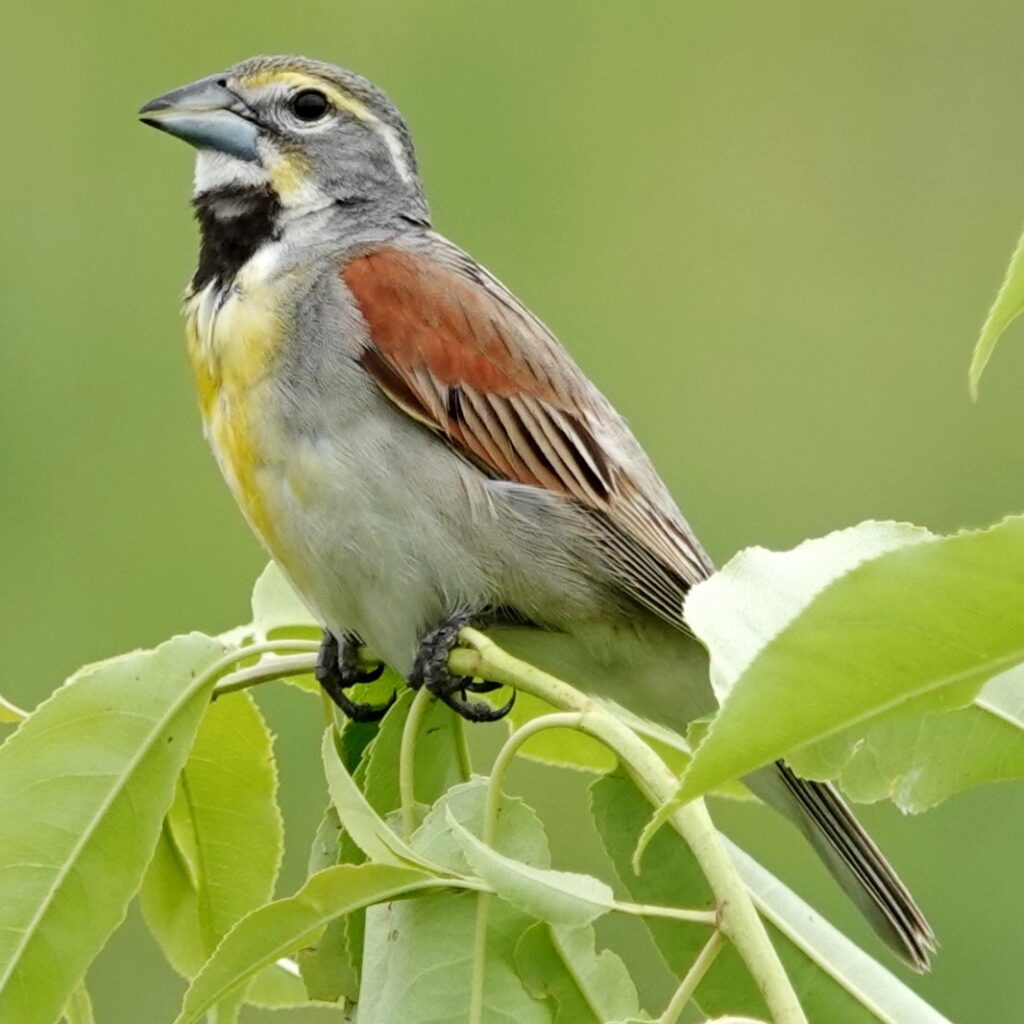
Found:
[183,260,620,674]
[186,278,490,667]
[210,407,504,673]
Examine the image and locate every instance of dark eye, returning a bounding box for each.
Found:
[290,89,330,122]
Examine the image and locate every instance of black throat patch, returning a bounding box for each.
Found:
[191,185,281,291]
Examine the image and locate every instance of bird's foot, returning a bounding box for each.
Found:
[410,613,514,722]
[316,630,395,722]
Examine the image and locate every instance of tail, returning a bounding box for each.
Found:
[771,762,936,971]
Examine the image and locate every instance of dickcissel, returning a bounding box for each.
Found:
[140,55,933,969]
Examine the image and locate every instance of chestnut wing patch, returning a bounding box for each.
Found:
[344,246,614,505]
[343,244,710,623]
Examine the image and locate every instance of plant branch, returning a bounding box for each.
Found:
[659,929,725,1024]
[467,876,490,1024]
[450,628,808,1024]
[469,712,583,1024]
[453,717,474,781]
[211,652,319,698]
[191,629,802,1020]
[467,710,717,1022]
[399,687,433,840]
[615,900,717,925]
[485,712,586,847]
[0,693,28,724]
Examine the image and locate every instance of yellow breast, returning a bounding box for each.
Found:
[184,256,290,548]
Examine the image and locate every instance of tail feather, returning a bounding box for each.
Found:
[776,763,936,971]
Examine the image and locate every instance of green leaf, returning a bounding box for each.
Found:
[140,691,283,977]
[307,803,345,877]
[245,961,336,1010]
[445,807,616,926]
[792,664,1024,812]
[299,713,390,1007]
[356,781,550,1024]
[336,715,380,778]
[592,769,950,1022]
[591,772,737,1015]
[174,864,445,1024]
[687,521,933,700]
[247,563,321,693]
[320,728,438,871]
[360,689,464,820]
[970,218,1024,396]
[0,633,224,1024]
[62,984,94,1024]
[297,805,360,1005]
[411,778,551,872]
[250,562,318,639]
[358,888,549,1024]
[516,922,645,1022]
[671,517,1024,811]
[296,925,359,1007]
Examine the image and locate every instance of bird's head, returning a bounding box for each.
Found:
[140,56,428,222]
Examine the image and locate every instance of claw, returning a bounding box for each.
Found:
[438,686,516,722]
[410,614,515,723]
[316,630,395,722]
[461,679,503,694]
[353,661,386,685]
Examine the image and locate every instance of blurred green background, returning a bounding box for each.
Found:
[2,1,1023,1020]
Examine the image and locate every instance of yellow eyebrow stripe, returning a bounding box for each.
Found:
[237,68,413,184]
[239,70,376,123]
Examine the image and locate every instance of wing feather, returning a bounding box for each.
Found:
[342,241,713,623]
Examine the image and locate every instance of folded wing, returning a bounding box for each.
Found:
[342,241,713,623]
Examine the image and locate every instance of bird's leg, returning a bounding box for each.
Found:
[409,612,515,723]
[316,629,396,723]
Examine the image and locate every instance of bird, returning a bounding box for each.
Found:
[139,54,934,970]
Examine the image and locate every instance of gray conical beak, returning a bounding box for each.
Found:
[139,75,260,161]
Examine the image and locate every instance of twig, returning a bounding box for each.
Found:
[399,687,433,840]
[468,710,716,1022]
[470,712,583,1024]
[450,628,807,1024]
[189,628,803,1021]
[453,717,474,781]
[211,652,319,698]
[659,929,725,1023]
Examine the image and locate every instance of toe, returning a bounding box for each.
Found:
[440,688,515,722]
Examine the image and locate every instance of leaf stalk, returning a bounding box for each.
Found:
[450,628,808,1024]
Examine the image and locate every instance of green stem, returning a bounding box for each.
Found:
[211,651,319,698]
[399,687,433,840]
[223,638,320,666]
[450,629,807,1024]
[615,900,717,925]
[485,712,585,846]
[470,711,583,1024]
[659,929,724,1024]
[453,716,474,781]
[467,879,490,1024]
[469,711,715,1020]
[0,693,28,723]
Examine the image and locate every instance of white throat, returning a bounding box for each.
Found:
[193,150,271,198]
